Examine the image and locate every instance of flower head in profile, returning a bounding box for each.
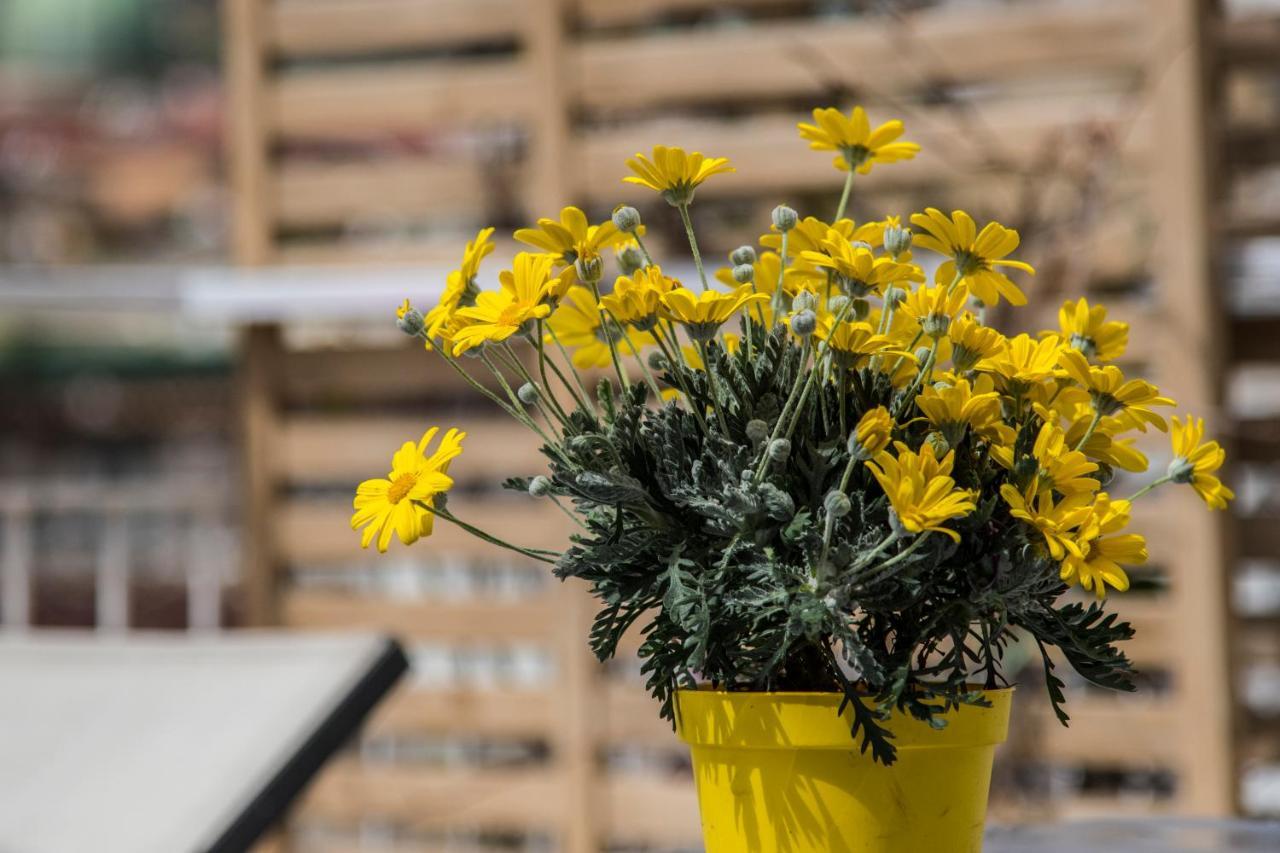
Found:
[1059,350,1175,432]
[449,253,563,355]
[850,406,893,460]
[1061,494,1145,599]
[547,285,653,369]
[898,282,970,339]
[916,377,1009,447]
[792,235,923,298]
[815,318,909,369]
[422,228,494,346]
[1001,485,1093,562]
[798,106,920,174]
[948,313,1005,371]
[515,207,623,282]
[352,427,464,552]
[603,266,677,330]
[624,145,734,206]
[1065,410,1149,473]
[1169,415,1234,509]
[659,285,766,340]
[1053,297,1128,363]
[978,333,1062,393]
[760,215,883,260]
[865,441,976,541]
[459,227,496,282]
[1028,422,1101,496]
[909,209,1034,306]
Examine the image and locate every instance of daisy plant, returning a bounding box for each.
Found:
[363,106,1232,764]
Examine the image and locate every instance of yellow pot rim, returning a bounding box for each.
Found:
[675,686,1014,750]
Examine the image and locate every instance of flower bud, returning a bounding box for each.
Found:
[790,310,817,337]
[575,253,603,283]
[772,205,798,232]
[647,350,668,371]
[611,205,642,234]
[434,492,448,511]
[732,263,755,284]
[851,240,873,252]
[792,290,817,313]
[730,245,757,267]
[850,407,892,459]
[883,285,906,308]
[883,224,913,258]
[528,475,552,497]
[824,490,852,519]
[915,346,932,363]
[767,438,791,463]
[617,244,645,275]
[396,305,425,336]
[517,382,539,405]
[922,312,951,339]
[745,419,770,447]
[925,431,950,455]
[828,295,850,317]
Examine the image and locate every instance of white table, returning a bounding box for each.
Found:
[0,631,406,853]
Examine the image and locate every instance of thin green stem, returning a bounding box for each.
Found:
[1073,409,1104,453]
[589,281,631,393]
[620,333,664,402]
[834,169,855,222]
[535,319,587,421]
[770,231,790,323]
[696,339,732,436]
[677,202,710,291]
[1127,475,1172,502]
[857,533,931,586]
[632,233,656,268]
[499,343,571,430]
[546,493,589,531]
[893,338,939,420]
[651,325,707,433]
[546,324,596,413]
[422,503,559,564]
[753,337,812,482]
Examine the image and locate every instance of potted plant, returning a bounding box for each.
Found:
[353,106,1233,852]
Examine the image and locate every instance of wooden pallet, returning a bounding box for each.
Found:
[222,0,1244,846]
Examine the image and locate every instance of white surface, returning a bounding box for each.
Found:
[0,630,391,853]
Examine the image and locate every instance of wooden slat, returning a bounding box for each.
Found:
[283,589,558,641]
[301,761,564,832]
[575,98,1147,201]
[270,59,530,138]
[1239,516,1280,560]
[274,157,509,228]
[1217,14,1280,69]
[578,0,808,28]
[268,0,521,58]
[280,415,544,486]
[278,495,569,565]
[370,684,555,738]
[603,774,702,847]
[1032,698,1180,767]
[278,343,533,406]
[1230,316,1280,362]
[574,4,1149,110]
[1221,210,1280,239]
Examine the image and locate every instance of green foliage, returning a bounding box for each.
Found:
[528,322,1134,765]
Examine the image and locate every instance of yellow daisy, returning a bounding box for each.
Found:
[1000,484,1093,561]
[602,266,677,330]
[793,236,923,298]
[1061,494,1145,599]
[449,252,560,355]
[1052,297,1128,363]
[909,208,1035,306]
[915,377,1008,446]
[351,427,465,553]
[1169,415,1234,509]
[761,215,884,260]
[851,406,893,459]
[797,106,921,174]
[1059,350,1175,432]
[948,313,1005,372]
[514,206,623,277]
[659,285,767,340]
[815,318,909,369]
[865,442,976,542]
[623,145,734,205]
[547,285,654,369]
[977,333,1062,393]
[898,282,970,339]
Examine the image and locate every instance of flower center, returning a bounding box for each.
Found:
[387,472,418,504]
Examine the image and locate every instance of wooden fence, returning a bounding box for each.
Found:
[222,0,1260,848]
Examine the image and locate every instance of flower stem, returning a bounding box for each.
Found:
[632,233,657,268]
[545,325,597,416]
[834,170,854,222]
[696,339,733,436]
[1073,409,1104,453]
[892,339,939,420]
[422,503,559,564]
[857,533,930,586]
[589,281,631,393]
[535,319,589,420]
[677,202,710,291]
[753,337,811,482]
[1127,475,1171,502]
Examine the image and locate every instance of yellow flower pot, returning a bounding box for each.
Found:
[675,687,1013,853]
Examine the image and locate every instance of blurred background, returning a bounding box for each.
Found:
[1,0,1279,850]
